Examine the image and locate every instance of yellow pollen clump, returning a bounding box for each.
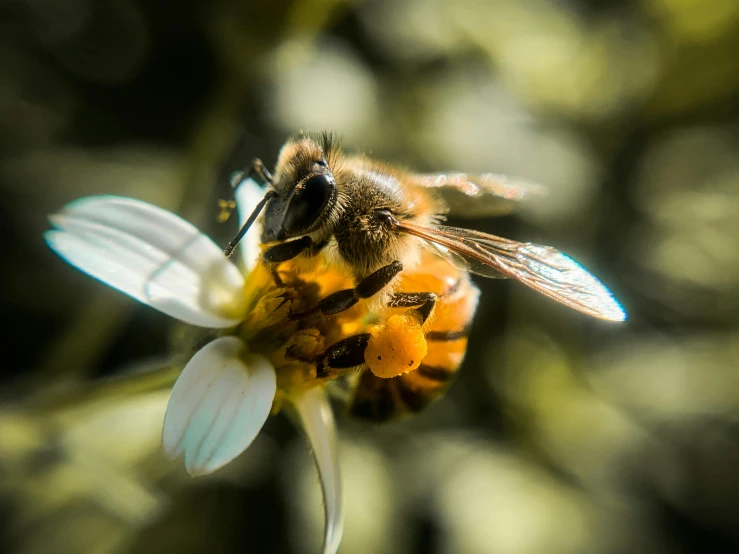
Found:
[365,313,427,378]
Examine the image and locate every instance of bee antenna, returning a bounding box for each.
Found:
[223,190,276,258]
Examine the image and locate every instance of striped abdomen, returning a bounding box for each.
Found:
[349,256,480,422]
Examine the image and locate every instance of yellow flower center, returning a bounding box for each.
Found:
[234,256,364,411]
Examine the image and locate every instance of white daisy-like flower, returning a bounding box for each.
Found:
[44,180,343,554]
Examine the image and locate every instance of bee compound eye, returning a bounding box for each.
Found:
[282,173,336,235]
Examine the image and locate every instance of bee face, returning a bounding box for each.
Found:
[262,134,339,243]
[260,132,440,277]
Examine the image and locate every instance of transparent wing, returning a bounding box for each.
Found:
[414,172,547,217]
[421,240,507,279]
[398,221,626,322]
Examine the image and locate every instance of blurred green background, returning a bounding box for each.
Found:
[2,0,739,552]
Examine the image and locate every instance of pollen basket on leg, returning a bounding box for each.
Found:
[349,250,481,422]
[365,313,428,379]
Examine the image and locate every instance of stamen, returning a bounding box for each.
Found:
[217,199,236,223]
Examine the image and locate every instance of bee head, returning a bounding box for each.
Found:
[262,131,341,242]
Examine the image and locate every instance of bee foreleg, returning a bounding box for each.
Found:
[291,261,404,318]
[263,236,314,263]
[314,334,371,378]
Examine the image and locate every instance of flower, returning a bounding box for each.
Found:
[44,180,344,554]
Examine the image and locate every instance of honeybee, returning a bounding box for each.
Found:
[226,132,626,421]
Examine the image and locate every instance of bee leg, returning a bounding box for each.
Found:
[249,158,274,185]
[263,236,332,265]
[230,158,274,188]
[291,261,404,319]
[387,292,437,323]
[315,334,372,378]
[310,293,437,379]
[263,236,314,263]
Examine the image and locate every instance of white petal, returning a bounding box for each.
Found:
[291,387,343,554]
[234,177,267,273]
[45,196,246,328]
[162,336,276,476]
